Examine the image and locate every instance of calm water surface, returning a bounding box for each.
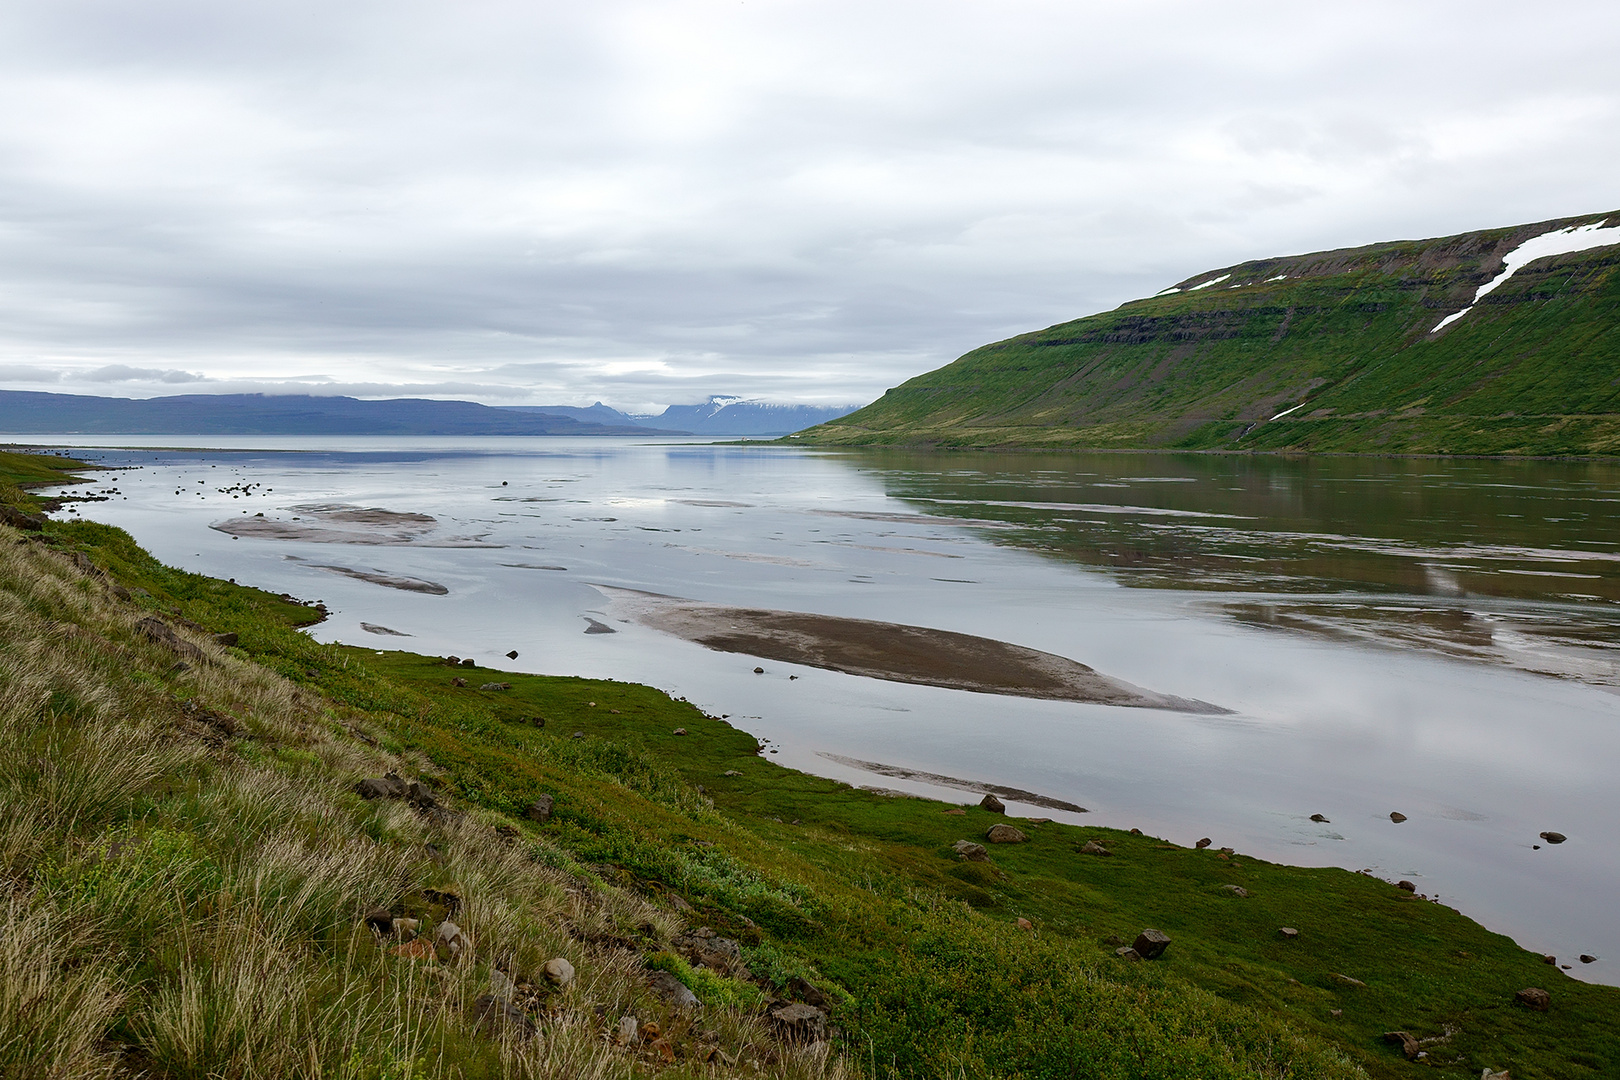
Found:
[34,436,1620,983]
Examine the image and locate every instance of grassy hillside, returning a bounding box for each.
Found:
[799,211,1620,454]
[5,449,1618,1079]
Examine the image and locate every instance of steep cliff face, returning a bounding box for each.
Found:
[800,211,1620,454]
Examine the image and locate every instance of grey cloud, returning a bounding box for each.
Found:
[82,365,207,383]
[0,1,1616,409]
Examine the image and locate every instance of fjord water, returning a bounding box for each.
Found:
[42,436,1620,982]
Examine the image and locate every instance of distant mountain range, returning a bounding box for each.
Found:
[799,210,1620,456]
[513,396,861,435]
[0,391,860,437]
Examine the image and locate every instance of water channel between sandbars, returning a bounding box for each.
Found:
[36,434,1620,985]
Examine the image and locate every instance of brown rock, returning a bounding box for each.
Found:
[1396,880,1416,892]
[1133,929,1170,960]
[1514,987,1550,1011]
[770,1002,826,1042]
[1079,840,1111,856]
[1580,954,1597,964]
[1115,946,1141,961]
[648,1037,675,1062]
[646,971,698,1008]
[786,975,827,1007]
[362,907,394,935]
[1542,954,1557,965]
[1195,837,1212,849]
[1389,811,1407,823]
[506,649,519,659]
[214,632,239,646]
[1539,831,1567,844]
[673,727,687,736]
[979,793,1006,814]
[474,993,537,1038]
[985,824,1026,844]
[952,839,990,862]
[526,794,554,823]
[392,938,435,961]
[452,677,467,687]
[542,957,575,987]
[0,504,44,530]
[1309,813,1329,823]
[1279,927,1299,940]
[1382,1031,1420,1060]
[1015,917,1033,930]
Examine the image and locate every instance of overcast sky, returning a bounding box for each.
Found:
[0,0,1615,411]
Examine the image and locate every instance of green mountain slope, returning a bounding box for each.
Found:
[799,211,1620,454]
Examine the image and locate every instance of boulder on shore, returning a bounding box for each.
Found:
[985,824,1026,844]
[979,793,1006,814]
[1539,831,1567,844]
[1133,929,1171,960]
[1514,987,1550,1011]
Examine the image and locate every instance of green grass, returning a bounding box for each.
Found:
[797,211,1620,456]
[5,448,1618,1079]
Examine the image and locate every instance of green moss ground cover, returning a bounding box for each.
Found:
[6,449,1618,1078]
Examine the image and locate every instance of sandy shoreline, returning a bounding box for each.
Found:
[596,585,1226,713]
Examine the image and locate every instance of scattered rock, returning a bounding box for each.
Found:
[679,928,744,972]
[451,677,467,687]
[1539,831,1567,844]
[392,917,419,939]
[673,728,687,736]
[542,957,575,988]
[479,682,511,691]
[1329,1008,1342,1018]
[1330,973,1366,988]
[1195,838,1212,849]
[461,658,476,668]
[1279,927,1299,940]
[979,793,1006,814]
[489,967,516,1001]
[646,970,699,1008]
[770,1002,826,1042]
[1382,1031,1420,1060]
[1079,840,1111,856]
[1309,813,1329,823]
[753,666,764,674]
[1133,929,1171,960]
[943,808,966,815]
[668,892,693,913]
[473,993,537,1038]
[434,920,468,963]
[1542,954,1557,965]
[1396,880,1416,893]
[213,632,239,646]
[362,907,395,935]
[787,975,827,1007]
[617,1015,639,1043]
[1115,947,1141,961]
[526,794,554,823]
[1015,917,1033,931]
[985,824,1026,845]
[1219,847,1234,856]
[136,616,205,662]
[1514,987,1550,1012]
[1481,1070,1510,1080]
[1581,954,1597,964]
[1389,812,1407,823]
[723,769,742,777]
[572,730,585,739]
[952,839,990,862]
[354,773,408,801]
[0,504,44,530]
[1222,885,1249,898]
[506,649,519,659]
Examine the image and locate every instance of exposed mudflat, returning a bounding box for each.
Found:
[360,622,412,636]
[598,586,1226,713]
[210,502,495,546]
[819,752,1090,812]
[308,563,448,595]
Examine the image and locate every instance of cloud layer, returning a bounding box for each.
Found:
[0,0,1616,408]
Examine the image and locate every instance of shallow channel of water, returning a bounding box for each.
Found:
[29,435,1620,984]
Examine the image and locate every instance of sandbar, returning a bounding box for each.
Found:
[597,586,1226,713]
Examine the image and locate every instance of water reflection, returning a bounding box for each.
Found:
[848,450,1620,686]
